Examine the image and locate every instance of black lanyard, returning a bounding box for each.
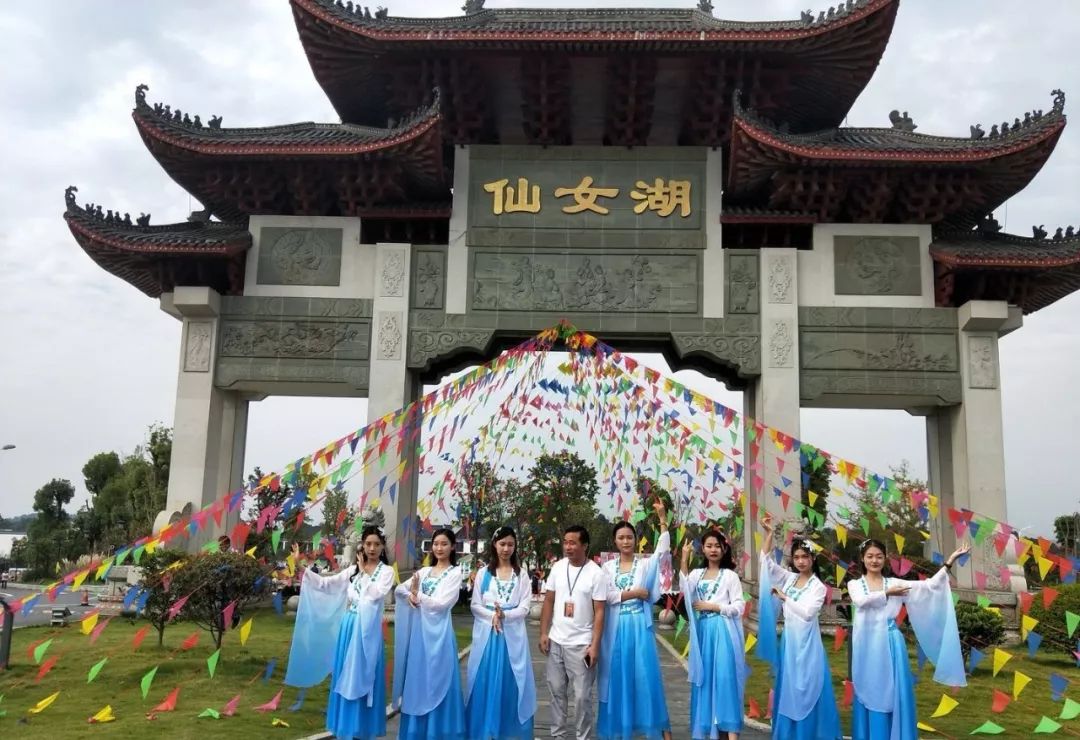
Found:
[566,561,585,598]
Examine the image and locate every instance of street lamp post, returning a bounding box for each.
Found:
[1,445,14,451]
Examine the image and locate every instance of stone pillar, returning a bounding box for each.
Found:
[155,287,247,548]
[926,300,1023,590]
[702,147,725,319]
[362,243,420,567]
[445,146,470,315]
[744,249,802,576]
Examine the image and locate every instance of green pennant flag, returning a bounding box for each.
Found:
[202,540,219,553]
[1066,611,1080,638]
[977,595,992,609]
[860,517,871,536]
[140,666,159,700]
[1034,716,1062,734]
[312,532,322,551]
[33,638,54,665]
[271,527,282,553]
[1060,698,1080,720]
[133,545,145,564]
[116,548,130,566]
[207,649,221,679]
[875,511,888,528]
[970,720,1006,734]
[198,708,221,719]
[87,657,108,684]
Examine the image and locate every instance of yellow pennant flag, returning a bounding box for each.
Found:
[392,562,401,585]
[89,705,116,723]
[1021,614,1040,640]
[245,546,257,558]
[836,525,848,547]
[930,694,959,718]
[807,491,818,507]
[992,648,1012,677]
[638,536,648,553]
[1013,670,1032,699]
[271,718,290,727]
[95,558,114,581]
[744,633,757,653]
[285,554,296,577]
[917,722,938,733]
[753,532,763,552]
[1037,556,1055,580]
[681,639,691,659]
[239,617,254,647]
[894,533,906,554]
[28,691,60,714]
[72,569,88,591]
[836,563,848,584]
[80,612,99,636]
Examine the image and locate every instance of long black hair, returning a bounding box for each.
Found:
[611,520,635,541]
[700,529,737,571]
[427,527,458,567]
[788,536,821,579]
[856,538,890,577]
[487,525,521,576]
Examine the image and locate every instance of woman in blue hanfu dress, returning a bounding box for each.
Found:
[598,498,673,740]
[680,529,747,740]
[464,525,536,740]
[285,526,395,740]
[393,527,466,740]
[848,538,970,740]
[756,516,841,740]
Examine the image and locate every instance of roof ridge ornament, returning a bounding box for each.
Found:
[136,84,222,129]
[697,0,714,14]
[462,0,484,14]
[64,186,148,227]
[332,0,387,20]
[803,0,864,26]
[973,90,1064,139]
[889,110,916,132]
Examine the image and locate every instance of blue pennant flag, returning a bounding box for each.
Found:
[1027,631,1044,658]
[288,688,307,712]
[135,588,151,613]
[967,647,986,674]
[123,586,142,611]
[272,591,283,616]
[1050,672,1070,701]
[263,657,277,683]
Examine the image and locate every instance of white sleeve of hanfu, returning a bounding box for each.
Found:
[503,575,532,622]
[418,567,463,612]
[718,571,745,618]
[784,579,826,622]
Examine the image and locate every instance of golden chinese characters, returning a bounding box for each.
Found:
[553,176,620,215]
[630,178,692,218]
[483,177,541,214]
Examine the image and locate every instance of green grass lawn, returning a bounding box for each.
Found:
[661,628,1080,736]
[1,609,473,739]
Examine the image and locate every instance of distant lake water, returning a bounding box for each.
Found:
[0,532,25,557]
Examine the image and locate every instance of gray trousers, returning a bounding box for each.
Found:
[546,640,596,739]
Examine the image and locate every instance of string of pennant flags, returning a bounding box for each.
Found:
[3,322,1079,732]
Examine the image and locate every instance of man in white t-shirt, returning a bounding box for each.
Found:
[539,525,608,739]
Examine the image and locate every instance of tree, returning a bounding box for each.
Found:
[244,467,317,554]
[456,461,517,544]
[137,549,191,646]
[800,446,832,529]
[836,461,928,565]
[169,551,273,649]
[1054,513,1080,556]
[320,485,355,537]
[25,479,76,575]
[82,452,121,498]
[515,451,601,568]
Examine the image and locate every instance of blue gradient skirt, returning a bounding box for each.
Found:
[598,608,671,740]
[326,610,386,739]
[399,654,466,740]
[851,625,917,740]
[465,631,533,740]
[770,638,842,740]
[689,615,744,739]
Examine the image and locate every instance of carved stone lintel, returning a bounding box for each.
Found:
[801,373,963,405]
[377,311,403,360]
[768,320,794,368]
[967,335,998,389]
[671,328,761,376]
[219,320,367,359]
[184,322,213,372]
[408,328,494,370]
[766,253,794,304]
[380,249,406,297]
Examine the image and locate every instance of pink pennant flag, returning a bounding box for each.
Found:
[222,694,241,717]
[89,617,111,645]
[254,690,283,713]
[132,625,150,651]
[166,594,190,622]
[222,600,237,631]
[975,571,989,590]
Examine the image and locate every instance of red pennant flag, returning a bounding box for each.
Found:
[833,625,848,652]
[1043,587,1060,609]
[132,625,150,651]
[152,686,181,713]
[181,631,200,650]
[36,656,59,682]
[747,697,762,719]
[222,694,241,717]
[1018,591,1034,614]
[222,601,237,631]
[991,688,1011,713]
[895,605,908,628]
[841,680,854,709]
[765,689,773,719]
[254,689,283,713]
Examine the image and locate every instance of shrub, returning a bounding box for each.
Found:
[169,551,274,648]
[138,549,191,645]
[954,600,1005,658]
[1027,583,1080,655]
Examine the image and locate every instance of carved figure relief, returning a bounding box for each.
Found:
[413,252,445,309]
[968,335,998,389]
[834,236,922,296]
[219,321,362,358]
[380,250,406,297]
[727,254,759,314]
[256,227,342,286]
[767,254,794,304]
[183,322,212,372]
[472,253,697,313]
[768,320,794,368]
[377,312,403,361]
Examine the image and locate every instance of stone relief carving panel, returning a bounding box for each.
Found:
[183,321,213,372]
[218,320,369,360]
[967,335,998,389]
[377,311,403,361]
[471,252,699,313]
[216,360,369,391]
[801,373,962,405]
[833,235,922,296]
[411,250,446,310]
[801,331,957,372]
[726,253,760,314]
[799,306,956,329]
[380,249,406,297]
[766,253,794,304]
[768,320,794,368]
[220,296,372,319]
[256,227,342,286]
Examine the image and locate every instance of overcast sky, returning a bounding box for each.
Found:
[1,1,1078,542]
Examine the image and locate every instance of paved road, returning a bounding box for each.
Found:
[1,583,105,628]
[380,617,770,739]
